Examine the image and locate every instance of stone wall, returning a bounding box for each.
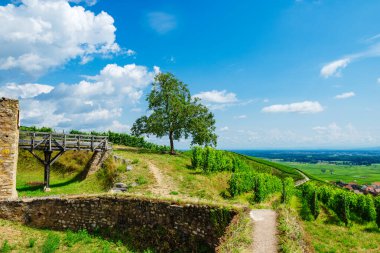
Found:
[86,150,110,176]
[0,195,238,252]
[0,98,19,200]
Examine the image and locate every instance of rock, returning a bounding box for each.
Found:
[130,182,139,187]
[126,165,133,171]
[110,188,126,193]
[114,182,127,188]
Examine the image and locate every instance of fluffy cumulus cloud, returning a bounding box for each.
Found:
[262,101,324,114]
[193,90,240,110]
[0,83,54,98]
[0,0,119,76]
[193,90,237,103]
[12,63,159,130]
[334,91,355,99]
[320,58,350,78]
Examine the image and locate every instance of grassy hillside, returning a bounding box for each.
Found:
[236,154,304,181]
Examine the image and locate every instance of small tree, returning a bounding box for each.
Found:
[131,72,217,154]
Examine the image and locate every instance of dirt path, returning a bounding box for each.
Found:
[250,209,278,253]
[147,161,176,196]
[295,170,310,186]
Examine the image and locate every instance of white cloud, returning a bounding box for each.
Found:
[0,83,54,99]
[0,0,119,76]
[235,115,247,119]
[312,122,375,145]
[193,90,241,110]
[219,126,229,132]
[17,63,159,130]
[126,49,136,56]
[320,58,350,78]
[147,12,177,34]
[69,0,98,6]
[193,90,238,103]
[334,91,355,99]
[262,101,324,114]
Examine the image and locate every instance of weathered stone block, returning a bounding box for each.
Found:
[0,98,19,200]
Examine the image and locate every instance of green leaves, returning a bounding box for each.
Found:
[300,182,379,226]
[132,72,217,154]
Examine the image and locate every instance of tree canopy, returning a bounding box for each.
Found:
[131,72,217,154]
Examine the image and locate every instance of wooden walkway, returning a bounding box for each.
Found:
[18,131,111,191]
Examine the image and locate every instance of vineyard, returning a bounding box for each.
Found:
[191,147,296,203]
[300,182,380,227]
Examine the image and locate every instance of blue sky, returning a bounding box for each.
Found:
[1,0,380,149]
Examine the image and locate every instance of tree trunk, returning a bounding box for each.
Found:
[169,131,175,155]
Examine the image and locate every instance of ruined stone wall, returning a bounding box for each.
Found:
[0,98,19,200]
[0,195,237,252]
[87,150,110,176]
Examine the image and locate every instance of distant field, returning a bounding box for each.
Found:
[281,162,380,184]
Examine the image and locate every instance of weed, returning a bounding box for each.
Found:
[65,229,91,247]
[0,240,12,253]
[28,238,37,248]
[42,233,60,253]
[131,158,139,164]
[136,176,148,185]
[170,191,179,195]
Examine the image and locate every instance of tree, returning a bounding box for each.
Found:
[131,72,217,154]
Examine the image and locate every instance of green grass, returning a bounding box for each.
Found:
[287,194,380,253]
[282,162,380,184]
[236,154,304,181]
[16,150,108,197]
[217,211,253,253]
[0,219,137,253]
[304,219,380,253]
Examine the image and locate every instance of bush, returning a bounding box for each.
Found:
[228,171,257,197]
[254,173,282,203]
[374,196,380,228]
[42,234,60,253]
[300,183,320,220]
[300,182,379,225]
[282,177,295,204]
[191,146,249,173]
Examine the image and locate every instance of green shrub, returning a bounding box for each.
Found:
[191,146,249,173]
[300,183,319,220]
[374,196,380,228]
[191,146,205,169]
[228,171,257,196]
[282,177,295,204]
[42,233,60,253]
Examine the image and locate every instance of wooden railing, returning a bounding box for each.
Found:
[19,131,111,152]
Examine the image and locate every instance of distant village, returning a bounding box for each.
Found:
[336,181,380,196]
